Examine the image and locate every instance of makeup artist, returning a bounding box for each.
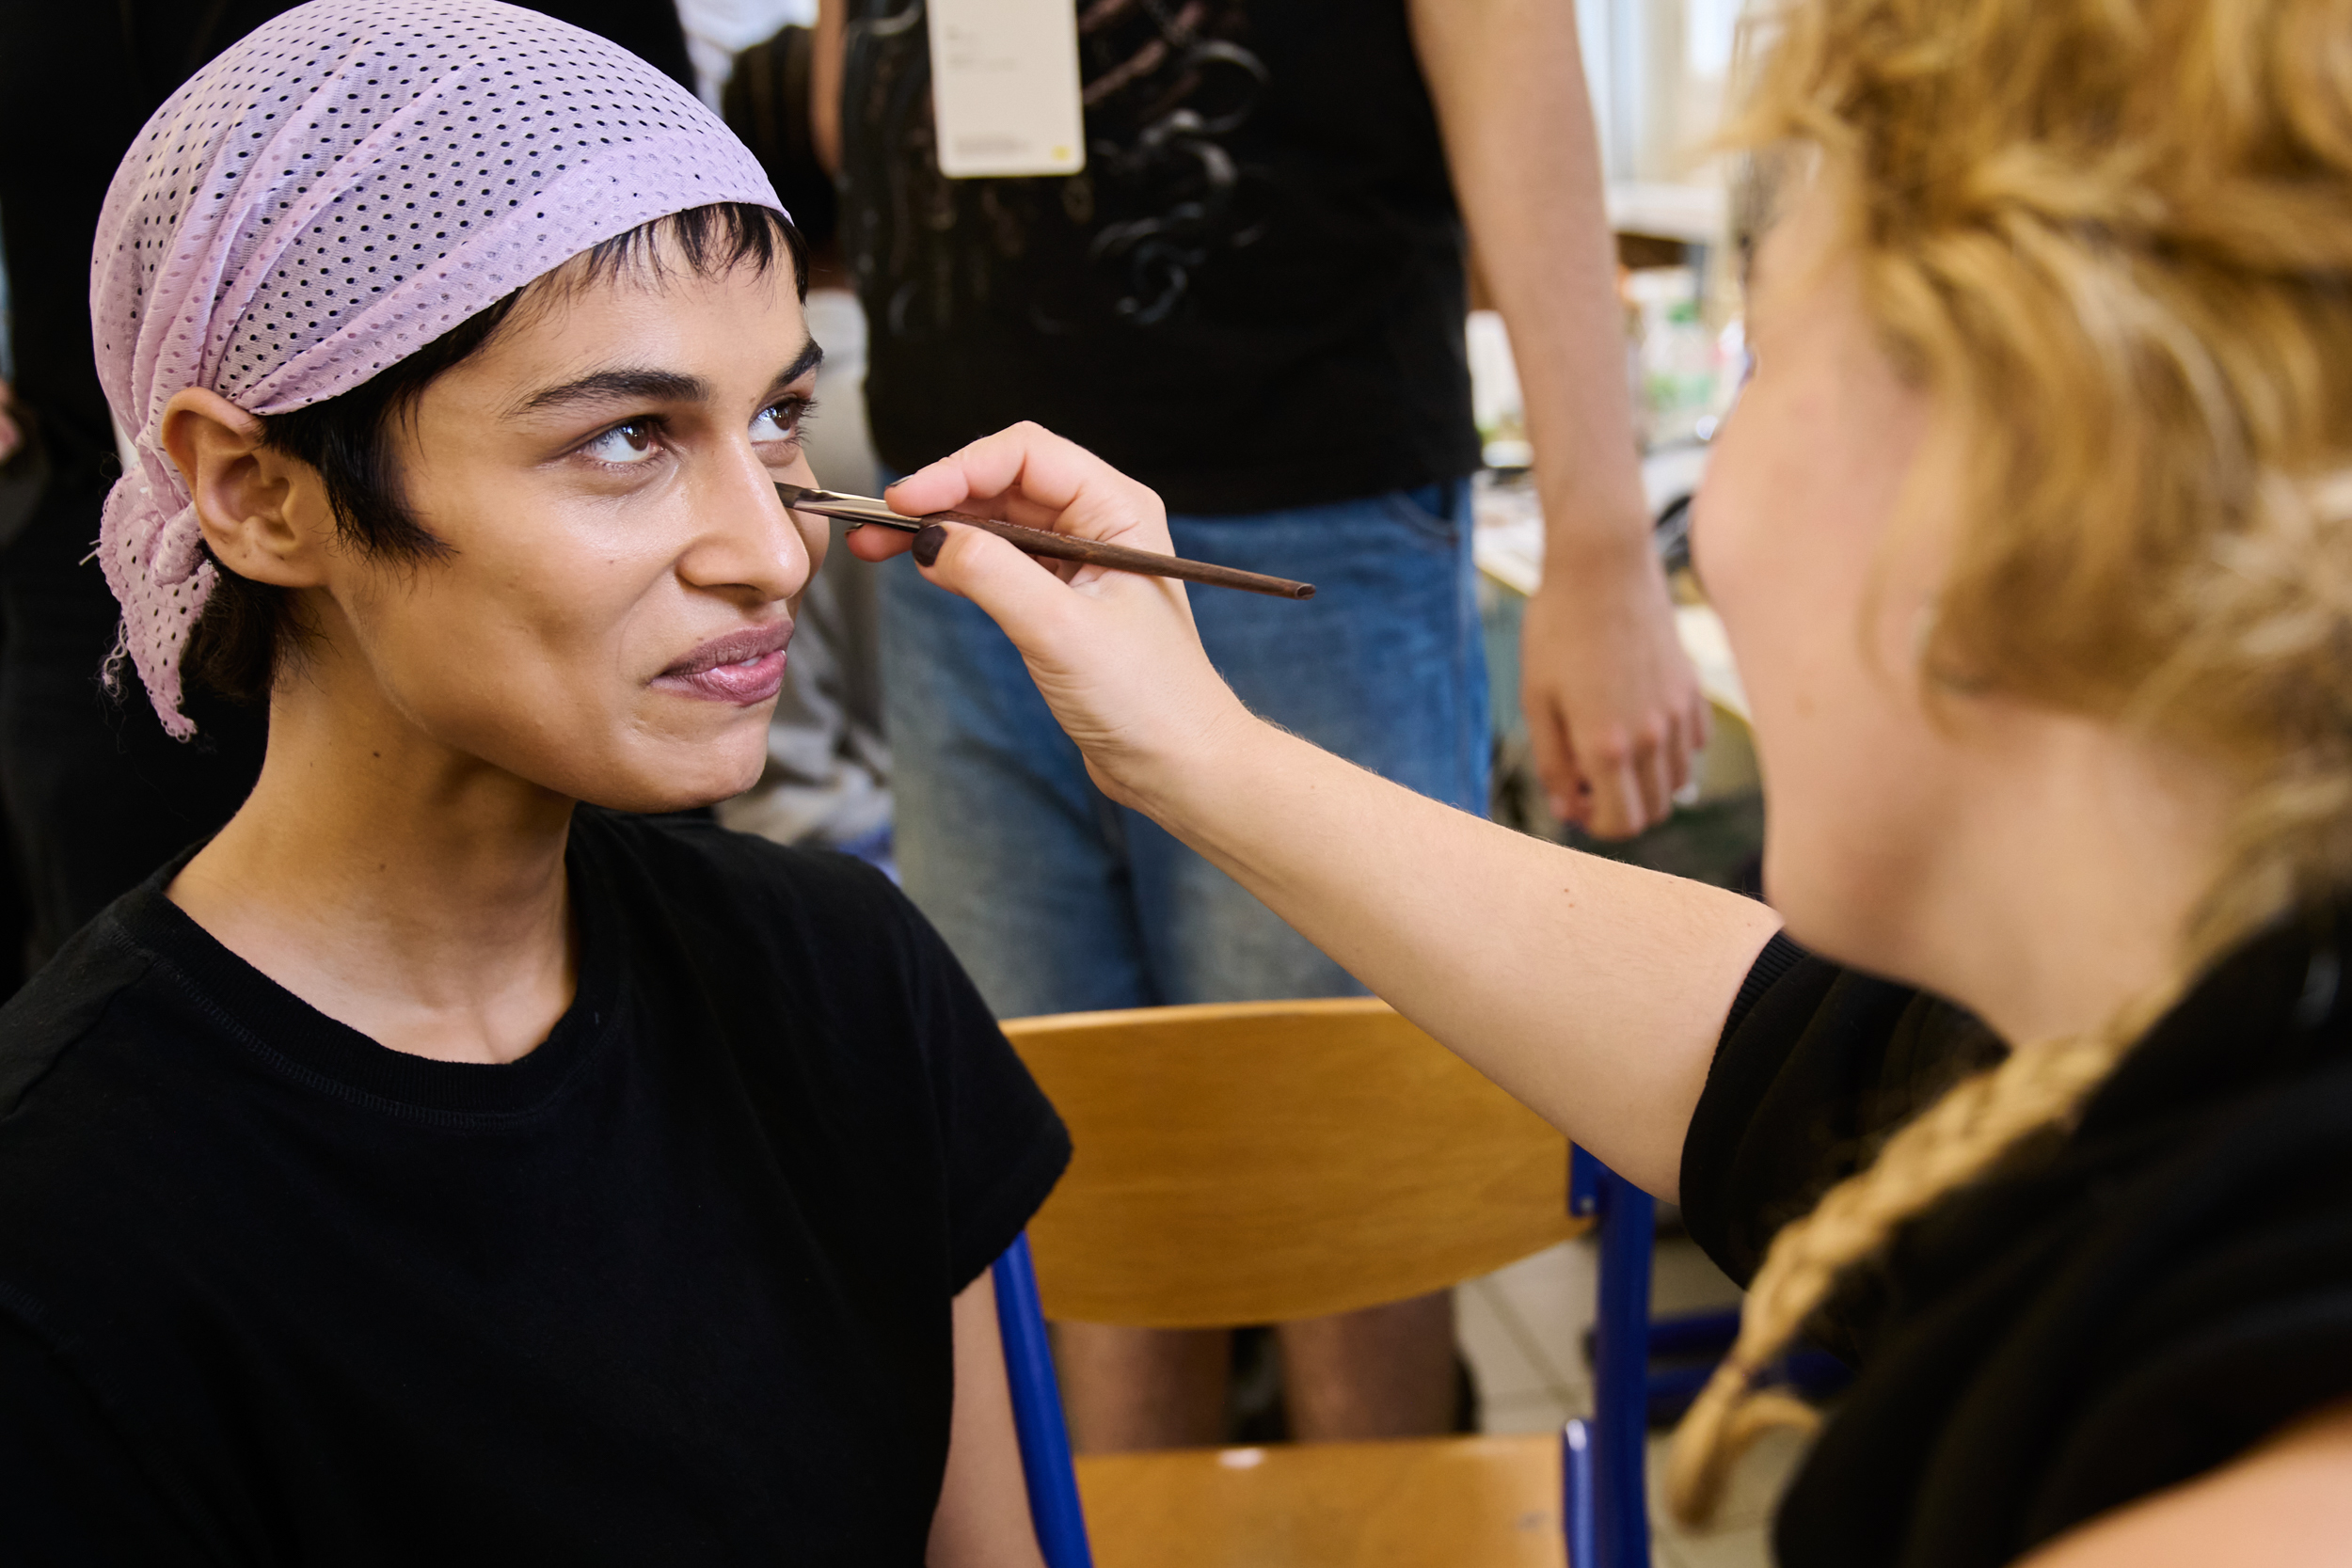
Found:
[848,0,2352,1559]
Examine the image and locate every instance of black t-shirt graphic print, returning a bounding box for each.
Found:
[840,0,1483,515]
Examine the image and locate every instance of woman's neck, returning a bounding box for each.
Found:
[1888,705,2237,1052]
[167,681,580,1066]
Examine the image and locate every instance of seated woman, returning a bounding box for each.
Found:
[0,3,1064,1562]
[851,0,2352,1561]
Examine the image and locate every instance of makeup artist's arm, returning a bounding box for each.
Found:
[849,427,1780,1199]
[1408,0,1708,840]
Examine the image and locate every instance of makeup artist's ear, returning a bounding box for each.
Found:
[158,387,334,589]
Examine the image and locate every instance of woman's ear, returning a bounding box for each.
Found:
[158,388,333,588]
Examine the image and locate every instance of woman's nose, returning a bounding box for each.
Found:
[677,445,813,604]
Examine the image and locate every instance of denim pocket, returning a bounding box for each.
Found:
[1379,478,1471,552]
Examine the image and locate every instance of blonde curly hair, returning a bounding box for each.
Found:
[1665,0,2352,1524]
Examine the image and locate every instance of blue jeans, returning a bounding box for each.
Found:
[880,481,1489,1019]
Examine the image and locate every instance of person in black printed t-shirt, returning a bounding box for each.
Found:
[837,0,2352,1561]
[0,4,1067,1562]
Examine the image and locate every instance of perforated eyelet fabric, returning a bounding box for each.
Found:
[90,0,784,736]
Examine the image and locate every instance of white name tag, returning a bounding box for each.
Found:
[926,0,1087,179]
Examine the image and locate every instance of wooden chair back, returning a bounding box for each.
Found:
[1002,998,1581,1328]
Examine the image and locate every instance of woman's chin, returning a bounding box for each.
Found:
[566,740,771,817]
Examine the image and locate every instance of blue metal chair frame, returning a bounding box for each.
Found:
[993,1156,1750,1568]
[993,1235,1096,1568]
[1563,1146,1657,1568]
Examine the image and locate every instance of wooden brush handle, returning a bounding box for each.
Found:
[911,511,1316,600]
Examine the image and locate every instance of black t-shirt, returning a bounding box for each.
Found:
[0,809,1070,1565]
[838,0,1481,515]
[1682,918,2352,1567]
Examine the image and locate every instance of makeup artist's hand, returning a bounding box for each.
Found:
[842,423,1256,808]
[850,425,1780,1207]
[1406,0,1708,839]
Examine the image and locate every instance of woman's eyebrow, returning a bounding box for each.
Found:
[514,368,708,418]
[511,338,824,420]
[767,339,824,394]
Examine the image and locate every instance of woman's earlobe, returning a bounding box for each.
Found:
[159,388,326,589]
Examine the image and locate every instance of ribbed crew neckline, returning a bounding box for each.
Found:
[107,831,624,1120]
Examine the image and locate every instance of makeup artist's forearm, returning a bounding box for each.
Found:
[1410,0,1653,557]
[1139,717,1781,1199]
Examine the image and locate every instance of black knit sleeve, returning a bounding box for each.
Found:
[1678,936,2004,1290]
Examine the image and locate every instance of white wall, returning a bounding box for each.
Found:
[1580,0,1743,183]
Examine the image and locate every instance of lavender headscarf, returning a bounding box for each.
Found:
[90,0,785,736]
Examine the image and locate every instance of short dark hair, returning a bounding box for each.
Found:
[184,202,808,704]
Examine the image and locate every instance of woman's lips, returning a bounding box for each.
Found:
[654,622,793,705]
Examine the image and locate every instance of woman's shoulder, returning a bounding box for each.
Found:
[0,892,250,1296]
[1679,934,2006,1285]
[0,892,180,1121]
[1774,929,2352,1564]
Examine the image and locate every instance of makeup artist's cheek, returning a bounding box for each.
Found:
[1688,424,1758,603]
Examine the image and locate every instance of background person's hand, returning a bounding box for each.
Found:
[839,422,1254,807]
[0,378,22,466]
[1406,0,1711,841]
[1520,545,1710,838]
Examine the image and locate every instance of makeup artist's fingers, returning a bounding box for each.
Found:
[912,519,1239,803]
[916,519,1166,623]
[841,522,914,563]
[877,420,1248,801]
[890,422,1123,513]
[885,422,1173,554]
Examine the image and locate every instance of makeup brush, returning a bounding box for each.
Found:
[775,483,1316,600]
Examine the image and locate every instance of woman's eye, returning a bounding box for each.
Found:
[751,399,809,449]
[582,420,660,466]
